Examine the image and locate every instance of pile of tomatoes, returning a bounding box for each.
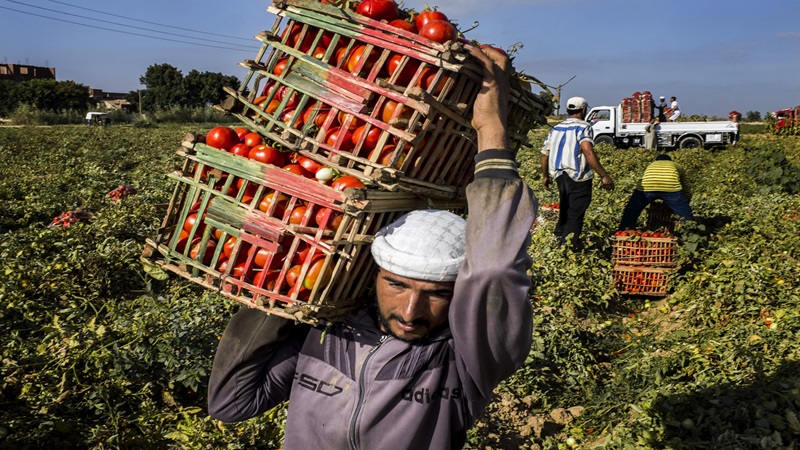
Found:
[49,210,91,228]
[204,125,366,189]
[106,184,137,203]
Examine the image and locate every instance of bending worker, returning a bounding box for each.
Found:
[618,153,694,230]
[207,45,537,449]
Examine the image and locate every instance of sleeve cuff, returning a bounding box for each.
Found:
[474,149,519,180]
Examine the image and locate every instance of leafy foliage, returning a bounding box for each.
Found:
[0,78,91,117]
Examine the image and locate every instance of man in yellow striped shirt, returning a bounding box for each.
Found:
[618,153,694,230]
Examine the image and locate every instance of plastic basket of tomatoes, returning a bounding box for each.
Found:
[611,266,672,297]
[612,229,678,267]
[141,130,465,324]
[215,0,551,199]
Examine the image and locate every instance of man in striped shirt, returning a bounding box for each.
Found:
[618,153,694,230]
[541,96,614,249]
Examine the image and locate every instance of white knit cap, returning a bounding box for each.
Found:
[370,210,466,282]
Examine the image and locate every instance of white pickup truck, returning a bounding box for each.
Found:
[586,105,739,149]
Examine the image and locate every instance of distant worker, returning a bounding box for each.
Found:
[541,96,614,249]
[654,96,668,122]
[643,118,657,149]
[618,153,694,230]
[668,96,681,121]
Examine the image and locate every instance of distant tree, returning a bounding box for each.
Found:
[0,80,17,116]
[132,64,240,112]
[745,110,762,122]
[3,79,90,113]
[138,63,187,112]
[183,70,240,108]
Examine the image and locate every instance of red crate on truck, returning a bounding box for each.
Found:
[215,0,551,199]
[141,134,465,324]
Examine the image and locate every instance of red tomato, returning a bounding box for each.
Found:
[243,132,263,147]
[352,124,382,152]
[414,10,448,31]
[183,212,205,233]
[347,45,379,74]
[253,247,287,270]
[189,239,217,265]
[325,127,356,151]
[389,19,417,33]
[222,236,238,259]
[280,108,303,128]
[249,145,285,166]
[261,99,281,117]
[331,175,366,191]
[380,100,413,124]
[253,269,280,290]
[282,163,313,178]
[336,112,365,131]
[356,0,399,21]
[283,24,314,53]
[289,205,308,225]
[417,67,447,95]
[258,192,289,217]
[334,46,350,67]
[387,54,421,86]
[303,103,335,128]
[235,127,250,141]
[205,126,239,151]
[419,20,457,44]
[273,57,290,76]
[369,144,405,168]
[286,264,303,287]
[315,208,344,231]
[295,155,325,174]
[303,257,333,290]
[311,45,328,61]
[174,230,190,253]
[230,143,251,158]
[276,86,300,110]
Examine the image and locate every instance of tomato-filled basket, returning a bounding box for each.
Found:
[215,0,551,199]
[141,134,465,324]
[611,266,672,297]
[611,231,678,267]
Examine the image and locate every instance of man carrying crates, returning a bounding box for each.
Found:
[207,45,537,449]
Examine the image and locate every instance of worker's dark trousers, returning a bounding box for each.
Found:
[554,174,593,249]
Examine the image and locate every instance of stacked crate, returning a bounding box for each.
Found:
[620,91,653,123]
[611,228,678,296]
[141,0,551,324]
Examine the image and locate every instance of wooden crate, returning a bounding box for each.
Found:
[612,233,677,267]
[645,201,677,232]
[612,265,672,297]
[215,0,550,199]
[141,136,465,324]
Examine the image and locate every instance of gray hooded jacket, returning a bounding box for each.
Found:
[208,149,537,449]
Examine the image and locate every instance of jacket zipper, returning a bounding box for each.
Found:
[348,335,388,450]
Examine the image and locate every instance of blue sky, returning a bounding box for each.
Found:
[2,0,799,117]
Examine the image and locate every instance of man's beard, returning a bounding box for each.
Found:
[369,295,432,343]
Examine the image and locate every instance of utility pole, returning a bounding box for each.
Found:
[138,89,142,117]
[552,75,576,117]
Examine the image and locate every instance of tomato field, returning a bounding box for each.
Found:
[1,124,799,449]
